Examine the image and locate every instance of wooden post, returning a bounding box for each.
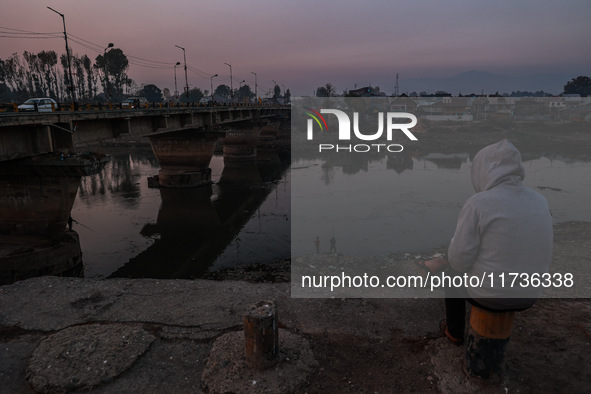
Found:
[466,305,515,378]
[244,300,278,370]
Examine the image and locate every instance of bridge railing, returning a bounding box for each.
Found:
[0,101,290,114]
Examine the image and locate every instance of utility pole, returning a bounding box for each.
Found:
[394,73,399,97]
[48,7,76,105]
[272,79,277,100]
[225,62,233,102]
[251,72,257,100]
[174,62,181,101]
[210,74,218,101]
[175,45,189,99]
[103,43,114,101]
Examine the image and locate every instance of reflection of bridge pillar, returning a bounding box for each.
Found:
[156,186,221,236]
[148,129,220,187]
[259,121,280,141]
[222,125,262,161]
[0,154,107,284]
[111,185,226,279]
[0,174,80,236]
[219,159,263,185]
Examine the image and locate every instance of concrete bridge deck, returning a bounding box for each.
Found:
[0,105,289,162]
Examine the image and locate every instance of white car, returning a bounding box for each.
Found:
[18,98,58,112]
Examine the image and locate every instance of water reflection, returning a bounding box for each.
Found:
[72,147,290,279]
[292,151,591,258]
[386,154,414,174]
[77,150,159,205]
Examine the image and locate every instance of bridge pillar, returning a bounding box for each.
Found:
[259,120,281,142]
[222,124,262,161]
[148,129,220,187]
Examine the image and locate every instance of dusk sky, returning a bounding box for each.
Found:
[2,0,590,96]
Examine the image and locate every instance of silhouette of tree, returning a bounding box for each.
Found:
[316,83,336,97]
[95,48,129,100]
[136,84,163,102]
[180,87,204,103]
[235,84,254,103]
[213,84,231,102]
[564,76,591,97]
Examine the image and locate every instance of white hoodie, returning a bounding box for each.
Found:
[448,139,553,310]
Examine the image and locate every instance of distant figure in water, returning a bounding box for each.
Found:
[329,236,337,254]
[314,236,320,253]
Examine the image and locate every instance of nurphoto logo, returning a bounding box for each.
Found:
[305,108,418,153]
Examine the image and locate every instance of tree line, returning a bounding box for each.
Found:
[0,48,280,104]
[314,76,591,98]
[0,48,131,103]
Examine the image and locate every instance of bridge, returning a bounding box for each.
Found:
[0,104,288,160]
[0,105,290,283]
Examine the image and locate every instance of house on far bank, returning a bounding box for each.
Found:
[347,86,386,97]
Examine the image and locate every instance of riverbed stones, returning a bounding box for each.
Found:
[26,323,155,393]
[202,329,317,393]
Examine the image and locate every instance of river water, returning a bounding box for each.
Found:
[72,146,591,279]
[71,146,290,279]
[291,151,591,258]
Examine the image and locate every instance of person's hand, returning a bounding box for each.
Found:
[415,257,449,277]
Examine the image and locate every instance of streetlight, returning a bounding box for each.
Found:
[224,62,233,101]
[175,45,189,99]
[174,62,181,101]
[210,74,218,101]
[251,72,257,99]
[238,80,246,102]
[48,6,75,104]
[104,42,114,101]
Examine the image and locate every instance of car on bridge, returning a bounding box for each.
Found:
[17,98,58,112]
[122,97,148,109]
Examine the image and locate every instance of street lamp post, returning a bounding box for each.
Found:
[175,45,189,99]
[103,42,114,102]
[48,6,76,105]
[224,62,233,102]
[174,62,181,101]
[238,80,246,103]
[210,74,218,101]
[251,72,257,100]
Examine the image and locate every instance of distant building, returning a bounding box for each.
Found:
[348,86,383,97]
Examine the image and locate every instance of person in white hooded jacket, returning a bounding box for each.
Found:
[441,139,553,344]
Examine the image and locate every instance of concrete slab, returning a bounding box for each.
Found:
[26,324,155,393]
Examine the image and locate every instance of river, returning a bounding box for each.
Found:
[71,145,591,279]
[291,151,591,258]
[71,146,290,279]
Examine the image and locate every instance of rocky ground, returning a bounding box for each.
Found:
[1,220,590,393]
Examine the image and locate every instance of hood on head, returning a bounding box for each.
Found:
[471,139,524,192]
